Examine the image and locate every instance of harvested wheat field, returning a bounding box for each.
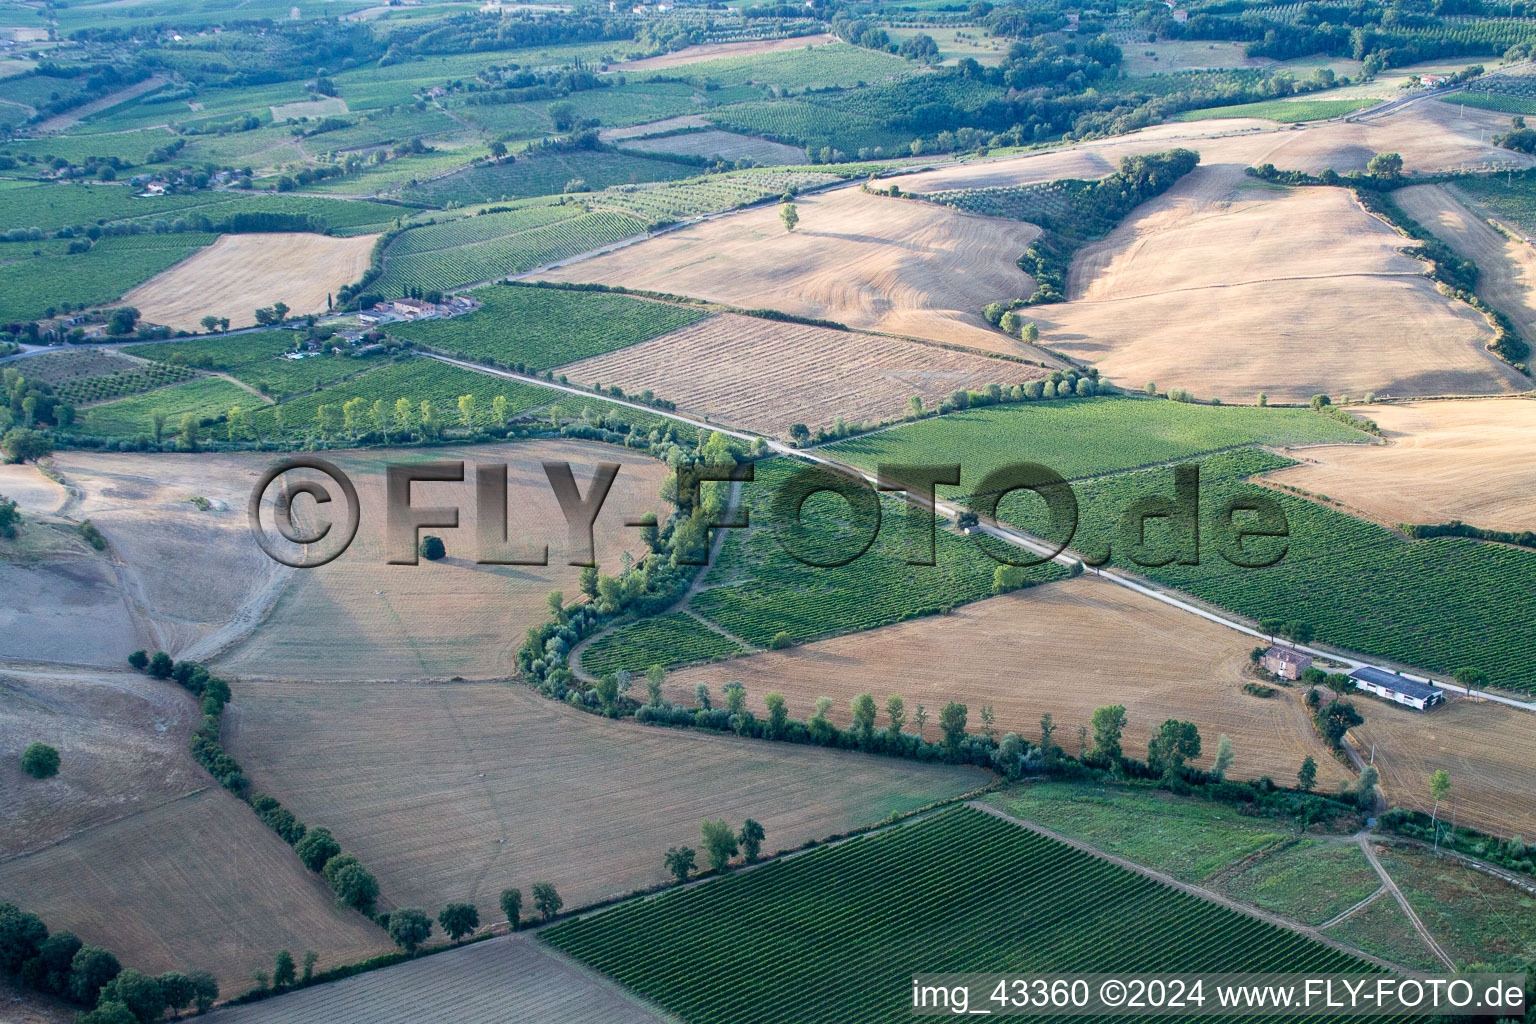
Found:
[1349,697,1536,839]
[610,33,838,71]
[0,668,389,992]
[222,679,984,922]
[124,232,376,331]
[1394,183,1536,348]
[1030,165,1524,402]
[557,313,1043,436]
[216,439,669,681]
[666,575,1351,788]
[52,451,289,661]
[534,187,1047,356]
[1265,398,1536,533]
[620,129,805,166]
[0,462,66,514]
[898,101,1533,197]
[206,933,670,1024]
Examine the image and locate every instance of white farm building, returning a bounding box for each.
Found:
[1348,666,1445,711]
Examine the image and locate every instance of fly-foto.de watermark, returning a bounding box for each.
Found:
[247,457,1293,571]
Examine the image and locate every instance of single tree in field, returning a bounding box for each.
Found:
[1354,765,1379,811]
[646,665,665,706]
[1212,734,1235,781]
[737,819,766,863]
[21,742,60,779]
[938,702,968,760]
[457,393,476,428]
[1089,705,1127,762]
[850,692,877,744]
[419,535,446,561]
[701,818,739,872]
[301,950,318,983]
[1147,719,1201,774]
[294,827,340,871]
[664,845,696,883]
[913,703,927,739]
[492,394,508,426]
[1296,758,1320,798]
[489,140,507,161]
[1022,322,1039,343]
[393,397,414,436]
[158,972,192,1015]
[273,950,296,989]
[998,310,1022,336]
[370,399,388,435]
[579,565,599,599]
[1429,769,1452,830]
[186,970,218,1013]
[1038,713,1058,765]
[779,201,799,232]
[764,690,788,738]
[500,888,522,930]
[531,882,562,921]
[388,908,432,953]
[978,705,996,742]
[546,590,564,622]
[148,652,173,678]
[438,902,478,943]
[1454,666,1488,692]
[200,315,219,333]
[787,422,811,445]
[885,695,907,738]
[1367,151,1403,179]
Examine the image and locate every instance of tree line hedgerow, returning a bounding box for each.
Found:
[0,902,218,1024]
[126,649,385,920]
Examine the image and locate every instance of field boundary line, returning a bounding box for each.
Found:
[529,936,688,1024]
[1318,884,1389,929]
[1356,834,1457,970]
[971,801,1416,975]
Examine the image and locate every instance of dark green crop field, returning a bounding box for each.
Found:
[545,806,1388,1024]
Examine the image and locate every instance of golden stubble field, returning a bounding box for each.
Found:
[534,187,1047,356]
[123,232,376,331]
[215,439,670,681]
[556,312,1044,436]
[1394,182,1536,352]
[666,576,1354,789]
[1350,696,1536,840]
[0,668,389,992]
[223,679,985,923]
[1265,398,1536,532]
[1032,165,1521,403]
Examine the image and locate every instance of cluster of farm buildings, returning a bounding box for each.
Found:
[1262,647,1446,711]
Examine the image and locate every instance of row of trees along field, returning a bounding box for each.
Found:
[0,903,218,1024]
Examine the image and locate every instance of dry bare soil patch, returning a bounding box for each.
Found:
[598,114,708,142]
[1265,398,1536,533]
[223,679,983,922]
[1349,696,1536,840]
[534,187,1046,355]
[205,933,670,1024]
[610,33,838,71]
[216,439,669,681]
[666,576,1351,788]
[556,312,1043,435]
[0,469,138,668]
[123,232,376,331]
[0,668,389,991]
[53,451,286,660]
[1394,182,1536,350]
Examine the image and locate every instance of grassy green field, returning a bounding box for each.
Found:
[1005,447,1536,693]
[76,375,266,438]
[1453,174,1536,235]
[0,231,215,321]
[985,783,1379,927]
[545,806,1389,1024]
[1325,894,1442,971]
[401,150,696,208]
[1174,96,1376,122]
[1376,844,1536,968]
[688,457,1069,652]
[388,284,711,369]
[135,330,385,398]
[821,397,1368,499]
[374,207,648,293]
[252,356,555,435]
[581,612,744,677]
